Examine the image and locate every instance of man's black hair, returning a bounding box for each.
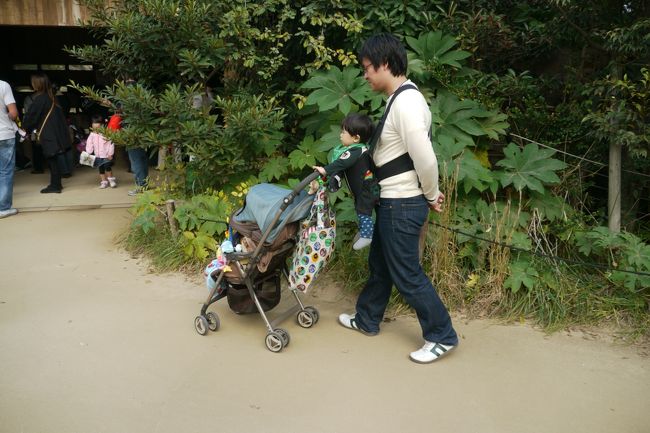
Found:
[358,33,408,77]
[341,113,374,144]
[91,114,104,124]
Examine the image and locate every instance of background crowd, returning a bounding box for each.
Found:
[0,72,155,215]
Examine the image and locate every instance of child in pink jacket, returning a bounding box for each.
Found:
[85,115,117,188]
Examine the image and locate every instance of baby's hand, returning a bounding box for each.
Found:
[312,166,326,176]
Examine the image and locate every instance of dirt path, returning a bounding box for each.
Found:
[0,167,648,433]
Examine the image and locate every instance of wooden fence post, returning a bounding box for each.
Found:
[166,199,179,236]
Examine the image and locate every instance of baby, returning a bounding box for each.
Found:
[314,113,376,250]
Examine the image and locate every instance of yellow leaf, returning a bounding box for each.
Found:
[465,273,479,289]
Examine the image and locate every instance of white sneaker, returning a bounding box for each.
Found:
[353,237,372,250]
[108,177,117,188]
[338,313,378,336]
[409,341,457,364]
[0,208,18,219]
[99,181,109,189]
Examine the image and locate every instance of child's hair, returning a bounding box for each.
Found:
[91,114,104,125]
[341,113,374,144]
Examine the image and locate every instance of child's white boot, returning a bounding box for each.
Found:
[353,237,372,250]
[108,177,117,188]
[99,180,109,189]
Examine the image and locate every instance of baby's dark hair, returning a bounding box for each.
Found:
[341,113,374,144]
[91,114,104,124]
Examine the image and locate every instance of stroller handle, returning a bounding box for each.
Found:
[282,170,321,207]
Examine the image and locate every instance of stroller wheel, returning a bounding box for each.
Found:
[297,309,317,328]
[275,328,290,347]
[265,332,285,353]
[194,316,209,335]
[206,312,220,331]
[305,306,320,324]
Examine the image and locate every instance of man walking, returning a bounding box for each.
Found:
[338,34,459,363]
[0,79,19,218]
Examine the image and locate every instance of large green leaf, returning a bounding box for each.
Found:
[406,31,471,70]
[457,151,496,193]
[288,135,327,170]
[301,66,378,115]
[430,93,509,148]
[504,259,538,293]
[496,143,567,193]
[528,192,569,222]
[433,133,496,194]
[259,156,289,182]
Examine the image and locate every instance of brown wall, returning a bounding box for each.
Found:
[0,0,93,26]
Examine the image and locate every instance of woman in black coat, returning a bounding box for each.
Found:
[23,73,71,193]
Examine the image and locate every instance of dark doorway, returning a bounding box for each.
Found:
[3,25,102,110]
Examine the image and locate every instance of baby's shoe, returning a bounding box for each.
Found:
[99,180,109,189]
[353,236,372,250]
[108,177,117,188]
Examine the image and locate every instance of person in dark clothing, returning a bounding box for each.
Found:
[313,113,376,250]
[53,83,74,177]
[22,74,72,193]
[22,93,44,173]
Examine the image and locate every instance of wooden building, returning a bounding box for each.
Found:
[1,0,102,109]
[1,0,94,26]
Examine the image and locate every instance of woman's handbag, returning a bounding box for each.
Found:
[35,102,55,143]
[79,151,96,167]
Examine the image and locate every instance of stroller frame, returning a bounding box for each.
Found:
[194,172,322,352]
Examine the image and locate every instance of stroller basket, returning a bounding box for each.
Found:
[194,172,330,352]
[226,239,295,314]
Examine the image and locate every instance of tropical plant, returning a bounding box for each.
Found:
[80,0,650,335]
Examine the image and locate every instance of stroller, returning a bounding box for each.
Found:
[193,172,335,352]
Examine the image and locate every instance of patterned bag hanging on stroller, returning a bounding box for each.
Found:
[288,186,336,293]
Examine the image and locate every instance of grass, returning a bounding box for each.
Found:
[116,217,202,274]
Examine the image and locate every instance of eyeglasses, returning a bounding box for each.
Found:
[361,63,374,74]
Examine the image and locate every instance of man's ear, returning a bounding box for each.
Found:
[353,135,361,143]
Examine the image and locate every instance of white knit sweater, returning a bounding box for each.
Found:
[373,80,441,203]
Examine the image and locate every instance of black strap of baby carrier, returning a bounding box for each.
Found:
[368,83,419,182]
[374,153,415,182]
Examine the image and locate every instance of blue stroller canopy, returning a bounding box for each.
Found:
[232,183,314,243]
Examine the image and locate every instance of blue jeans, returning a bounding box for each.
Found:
[127,148,148,187]
[355,195,458,345]
[0,137,16,211]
